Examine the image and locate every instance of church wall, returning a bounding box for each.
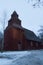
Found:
[4,26,25,50]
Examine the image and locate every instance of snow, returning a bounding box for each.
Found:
[0,50,43,65]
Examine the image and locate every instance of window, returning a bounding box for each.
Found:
[18,41,22,50]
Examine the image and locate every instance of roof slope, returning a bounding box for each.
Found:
[24,28,40,42]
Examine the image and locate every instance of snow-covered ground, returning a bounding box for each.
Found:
[0,50,43,65]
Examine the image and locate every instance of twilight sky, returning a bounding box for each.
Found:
[0,0,43,35]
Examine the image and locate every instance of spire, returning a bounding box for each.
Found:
[11,11,18,19]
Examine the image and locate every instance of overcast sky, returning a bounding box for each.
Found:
[0,0,43,35]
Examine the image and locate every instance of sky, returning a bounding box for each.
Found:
[0,0,43,35]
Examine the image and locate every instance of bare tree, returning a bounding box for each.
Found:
[1,11,7,52]
[27,0,43,7]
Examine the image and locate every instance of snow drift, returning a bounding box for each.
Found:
[0,50,43,65]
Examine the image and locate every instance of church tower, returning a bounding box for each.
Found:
[4,11,24,51]
[8,11,21,26]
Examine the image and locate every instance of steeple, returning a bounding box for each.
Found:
[8,11,21,26]
[11,11,18,19]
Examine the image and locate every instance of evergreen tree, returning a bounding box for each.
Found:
[38,26,43,42]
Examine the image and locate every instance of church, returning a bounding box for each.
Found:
[4,11,41,51]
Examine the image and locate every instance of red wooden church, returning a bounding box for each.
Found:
[4,11,41,51]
